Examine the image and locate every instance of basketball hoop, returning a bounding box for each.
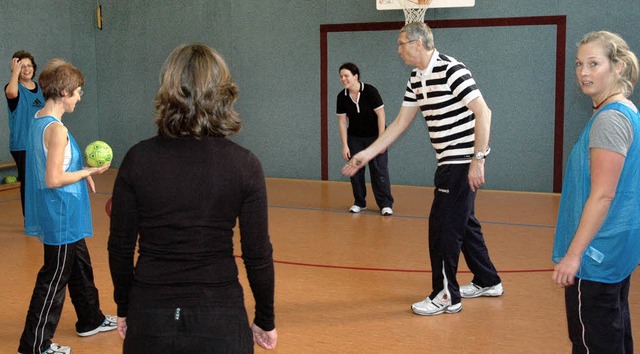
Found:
[399,0,433,24]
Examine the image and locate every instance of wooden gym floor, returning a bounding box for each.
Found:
[2,169,639,353]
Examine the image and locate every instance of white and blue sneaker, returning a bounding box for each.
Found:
[43,343,71,354]
[19,343,72,354]
[76,315,117,337]
[412,290,462,316]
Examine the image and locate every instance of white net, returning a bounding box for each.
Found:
[399,0,433,24]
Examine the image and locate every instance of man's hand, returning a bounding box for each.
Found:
[468,159,485,192]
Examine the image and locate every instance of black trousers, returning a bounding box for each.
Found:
[18,239,106,354]
[428,163,501,304]
[348,135,393,209]
[123,306,254,353]
[565,276,633,354]
[10,150,26,217]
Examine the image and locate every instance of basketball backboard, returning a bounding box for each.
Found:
[377,0,475,10]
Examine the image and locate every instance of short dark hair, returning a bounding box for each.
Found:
[12,50,38,76]
[155,44,241,138]
[339,62,360,79]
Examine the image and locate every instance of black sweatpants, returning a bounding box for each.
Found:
[347,135,394,209]
[18,239,106,354]
[10,149,26,217]
[565,276,633,354]
[427,163,501,304]
[123,305,254,353]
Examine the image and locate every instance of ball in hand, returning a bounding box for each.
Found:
[84,140,113,167]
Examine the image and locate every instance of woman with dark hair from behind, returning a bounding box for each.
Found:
[108,44,277,353]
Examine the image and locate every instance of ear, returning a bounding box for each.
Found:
[614,60,625,75]
[61,89,68,97]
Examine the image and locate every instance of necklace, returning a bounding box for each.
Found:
[592,92,621,110]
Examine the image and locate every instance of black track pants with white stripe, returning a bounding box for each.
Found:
[18,239,106,354]
[564,276,633,354]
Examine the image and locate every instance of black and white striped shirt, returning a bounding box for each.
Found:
[403,50,481,165]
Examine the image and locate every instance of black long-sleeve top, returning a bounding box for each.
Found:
[107,135,275,331]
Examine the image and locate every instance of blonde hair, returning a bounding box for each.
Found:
[155,44,241,138]
[579,31,639,97]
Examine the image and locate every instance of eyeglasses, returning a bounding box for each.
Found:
[21,64,34,69]
[78,90,84,97]
[398,39,418,47]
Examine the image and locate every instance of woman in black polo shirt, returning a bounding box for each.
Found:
[336,62,394,215]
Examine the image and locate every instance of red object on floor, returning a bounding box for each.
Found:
[105,197,112,218]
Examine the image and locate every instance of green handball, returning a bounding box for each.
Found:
[84,140,113,167]
[3,175,17,184]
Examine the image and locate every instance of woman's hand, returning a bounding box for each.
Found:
[552,254,581,287]
[342,146,351,161]
[117,316,127,339]
[10,57,22,75]
[84,164,110,193]
[84,164,110,176]
[252,323,277,350]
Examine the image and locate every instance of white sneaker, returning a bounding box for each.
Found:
[76,315,117,337]
[411,290,462,316]
[349,205,366,213]
[381,207,393,216]
[460,282,504,298]
[19,343,71,354]
[43,343,71,354]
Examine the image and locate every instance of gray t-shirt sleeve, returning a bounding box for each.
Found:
[589,110,634,156]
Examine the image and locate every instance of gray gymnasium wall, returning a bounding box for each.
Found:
[0,0,100,180]
[1,0,640,192]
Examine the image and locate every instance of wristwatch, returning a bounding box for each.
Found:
[474,147,491,160]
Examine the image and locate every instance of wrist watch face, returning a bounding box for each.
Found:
[475,151,484,159]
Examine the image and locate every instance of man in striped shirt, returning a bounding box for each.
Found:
[342,22,502,316]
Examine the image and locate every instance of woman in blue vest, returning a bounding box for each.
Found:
[4,50,45,217]
[18,59,116,354]
[552,31,640,353]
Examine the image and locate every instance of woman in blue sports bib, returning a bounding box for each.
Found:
[18,59,115,354]
[4,50,45,218]
[552,31,640,354]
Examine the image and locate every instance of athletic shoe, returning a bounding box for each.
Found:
[411,290,462,316]
[380,207,393,216]
[460,282,504,298]
[349,205,366,213]
[43,343,71,354]
[23,343,72,354]
[76,315,117,337]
